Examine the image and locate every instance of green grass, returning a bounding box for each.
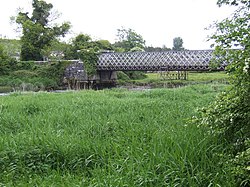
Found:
[120,71,229,87]
[145,71,228,81]
[0,84,234,186]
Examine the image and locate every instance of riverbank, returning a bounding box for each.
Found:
[0,71,228,93]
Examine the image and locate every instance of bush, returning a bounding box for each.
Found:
[0,86,12,93]
[11,70,38,78]
[124,71,147,80]
[117,71,130,81]
[0,44,18,75]
[193,1,250,186]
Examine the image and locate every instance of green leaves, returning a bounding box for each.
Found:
[196,1,250,186]
[172,37,184,51]
[15,0,70,61]
[31,0,53,26]
[114,27,146,52]
[64,34,115,77]
[0,44,17,76]
[78,48,98,77]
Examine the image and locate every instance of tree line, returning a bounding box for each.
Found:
[0,0,184,83]
[3,0,184,62]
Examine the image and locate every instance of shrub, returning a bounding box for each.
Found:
[0,86,12,93]
[11,70,38,78]
[193,1,250,186]
[124,71,147,80]
[117,71,130,81]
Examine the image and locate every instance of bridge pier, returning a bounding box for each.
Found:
[159,71,188,80]
[95,70,117,89]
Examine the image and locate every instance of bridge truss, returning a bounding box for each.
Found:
[97,50,226,71]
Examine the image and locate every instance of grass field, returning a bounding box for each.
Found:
[0,83,234,186]
[119,71,229,88]
[147,71,228,82]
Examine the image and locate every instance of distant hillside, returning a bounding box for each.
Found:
[0,38,21,59]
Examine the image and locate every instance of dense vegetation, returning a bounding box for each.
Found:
[0,59,72,93]
[0,39,21,58]
[118,71,228,88]
[0,0,249,185]
[193,0,250,186]
[0,84,234,186]
[14,0,70,61]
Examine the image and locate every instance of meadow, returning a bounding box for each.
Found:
[118,71,229,88]
[0,83,235,186]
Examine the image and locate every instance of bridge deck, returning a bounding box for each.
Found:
[97,50,226,71]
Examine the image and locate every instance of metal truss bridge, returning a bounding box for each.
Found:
[63,50,228,89]
[97,50,226,71]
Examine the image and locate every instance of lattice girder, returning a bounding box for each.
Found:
[97,50,226,71]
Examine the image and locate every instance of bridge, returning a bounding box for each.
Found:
[97,50,226,71]
[64,50,226,89]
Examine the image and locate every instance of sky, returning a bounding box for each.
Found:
[0,0,235,50]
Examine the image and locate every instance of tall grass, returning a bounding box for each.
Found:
[0,84,234,186]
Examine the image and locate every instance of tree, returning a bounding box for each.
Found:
[0,44,16,75]
[172,37,184,50]
[64,34,114,77]
[64,34,114,59]
[113,27,146,52]
[0,44,10,75]
[96,40,113,51]
[145,45,171,52]
[194,1,250,186]
[15,0,70,61]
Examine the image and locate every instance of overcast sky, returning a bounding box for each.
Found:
[0,0,235,49]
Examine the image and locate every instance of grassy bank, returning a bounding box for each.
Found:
[118,71,229,88]
[0,83,234,186]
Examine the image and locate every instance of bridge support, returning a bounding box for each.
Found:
[159,71,188,80]
[95,70,117,89]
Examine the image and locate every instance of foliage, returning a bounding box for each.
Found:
[113,27,146,52]
[123,71,147,80]
[0,39,21,58]
[0,84,235,186]
[11,69,38,78]
[193,0,250,186]
[0,60,72,91]
[15,0,70,61]
[43,40,69,61]
[0,44,17,75]
[79,49,98,77]
[145,45,171,52]
[172,37,184,51]
[96,40,113,51]
[64,34,92,60]
[129,46,145,52]
[0,86,12,93]
[35,61,72,85]
[0,45,10,74]
[117,71,130,81]
[64,34,114,77]
[229,142,250,187]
